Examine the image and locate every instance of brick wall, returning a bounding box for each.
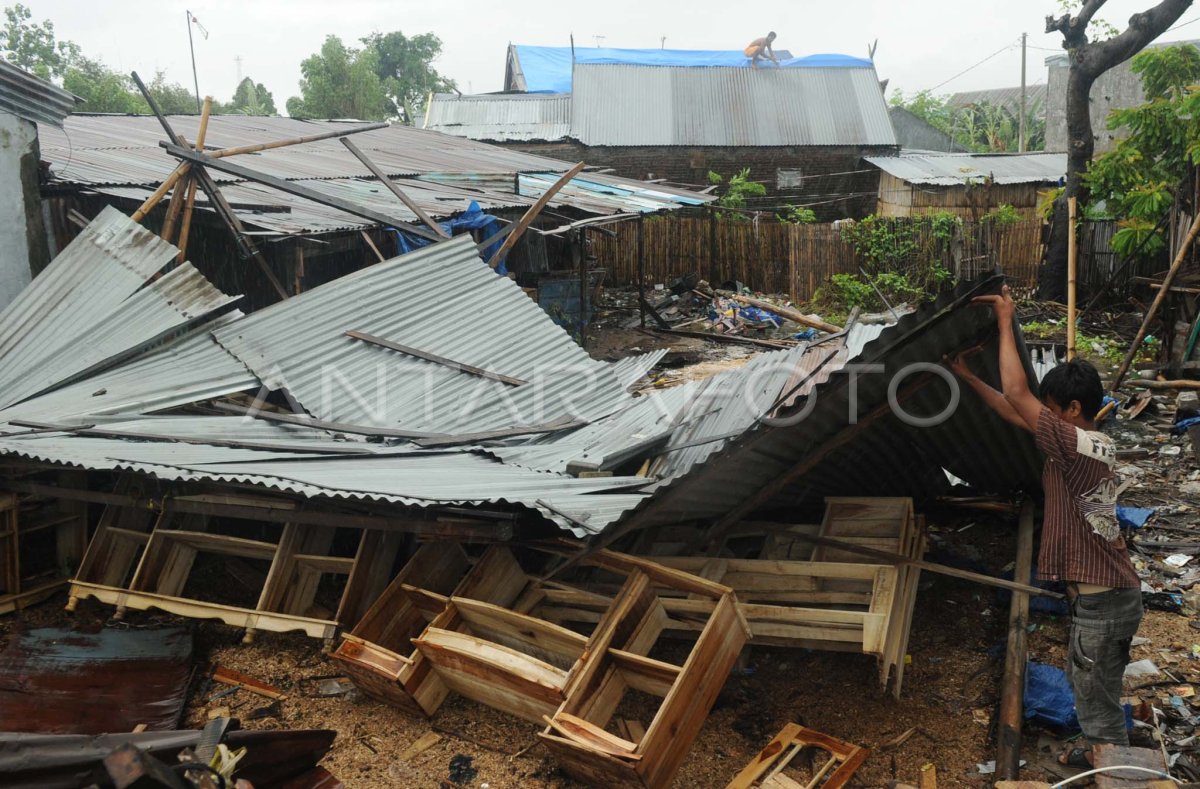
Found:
[502,142,896,221]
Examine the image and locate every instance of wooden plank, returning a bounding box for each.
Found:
[486,162,587,268]
[346,329,526,387]
[340,137,450,239]
[399,732,442,762]
[543,713,641,759]
[454,546,530,608]
[70,581,337,640]
[609,648,680,697]
[452,596,587,662]
[159,529,278,561]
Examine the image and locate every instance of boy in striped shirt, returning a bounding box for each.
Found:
[948,285,1141,768]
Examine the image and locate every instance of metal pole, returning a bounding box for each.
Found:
[187,11,201,114]
[638,214,646,329]
[996,498,1035,780]
[1018,33,1028,152]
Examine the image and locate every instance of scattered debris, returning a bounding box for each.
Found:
[724,724,869,789]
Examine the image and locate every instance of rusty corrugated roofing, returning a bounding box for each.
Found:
[0,59,77,127]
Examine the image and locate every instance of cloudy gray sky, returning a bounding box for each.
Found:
[26,0,1200,111]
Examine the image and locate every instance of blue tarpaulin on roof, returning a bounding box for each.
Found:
[511,45,874,93]
[388,201,509,273]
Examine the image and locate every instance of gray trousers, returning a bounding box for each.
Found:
[1068,586,1143,745]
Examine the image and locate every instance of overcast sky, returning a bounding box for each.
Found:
[26,0,1200,111]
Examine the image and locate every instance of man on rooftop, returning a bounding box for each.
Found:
[744,32,780,68]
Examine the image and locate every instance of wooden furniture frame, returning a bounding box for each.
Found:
[0,479,88,615]
[67,490,403,642]
[725,723,869,789]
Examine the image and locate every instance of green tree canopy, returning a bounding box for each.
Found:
[889,89,1046,153]
[286,35,388,120]
[361,31,455,124]
[1085,44,1200,257]
[0,3,78,79]
[230,76,276,115]
[62,57,144,113]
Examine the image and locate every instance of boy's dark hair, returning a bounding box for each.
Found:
[767,31,777,39]
[1039,359,1104,419]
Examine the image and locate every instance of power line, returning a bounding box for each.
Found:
[926,38,1021,93]
[1166,15,1200,32]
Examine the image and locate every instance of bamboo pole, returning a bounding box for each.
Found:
[1111,209,1200,392]
[208,122,389,158]
[174,97,212,261]
[131,164,189,223]
[729,293,842,333]
[1066,197,1078,361]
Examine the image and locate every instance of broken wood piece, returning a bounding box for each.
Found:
[879,727,917,751]
[209,121,389,159]
[359,231,385,263]
[1120,378,1200,391]
[724,723,869,789]
[346,329,526,386]
[729,294,842,334]
[399,732,441,762]
[487,162,587,268]
[211,666,287,700]
[1091,743,1170,788]
[919,763,937,789]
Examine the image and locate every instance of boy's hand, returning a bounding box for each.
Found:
[943,347,982,380]
[971,284,1015,323]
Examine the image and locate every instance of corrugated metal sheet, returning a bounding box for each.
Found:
[570,64,897,147]
[0,207,237,411]
[0,60,77,128]
[39,115,710,229]
[611,274,1044,530]
[0,425,651,536]
[213,236,639,434]
[949,84,1048,116]
[866,152,1066,186]
[609,349,667,390]
[425,93,572,142]
[0,313,256,423]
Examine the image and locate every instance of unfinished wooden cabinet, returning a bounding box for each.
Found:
[725,723,869,789]
[0,485,89,615]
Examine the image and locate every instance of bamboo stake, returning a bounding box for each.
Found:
[1111,209,1200,392]
[487,162,587,269]
[209,122,389,158]
[340,137,449,239]
[1066,196,1078,361]
[996,498,1035,779]
[174,97,212,260]
[131,164,189,223]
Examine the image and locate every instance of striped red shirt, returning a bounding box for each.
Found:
[1035,407,1139,588]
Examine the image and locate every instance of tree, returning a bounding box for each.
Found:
[891,89,1047,153]
[1038,0,1193,300]
[1086,44,1200,257]
[62,57,145,113]
[286,35,389,120]
[361,31,455,124]
[0,3,78,79]
[230,76,277,115]
[147,70,198,114]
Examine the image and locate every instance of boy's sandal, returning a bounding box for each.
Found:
[1059,747,1092,768]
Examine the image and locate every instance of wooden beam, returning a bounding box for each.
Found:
[1066,196,1078,361]
[729,294,843,334]
[340,137,450,239]
[345,329,527,386]
[487,162,587,269]
[162,142,444,243]
[996,498,1035,780]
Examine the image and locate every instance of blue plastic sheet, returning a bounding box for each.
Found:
[1173,415,1200,435]
[512,45,874,93]
[387,201,509,274]
[1117,505,1155,529]
[1024,661,1080,732]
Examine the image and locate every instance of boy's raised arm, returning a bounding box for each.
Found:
[973,285,1042,433]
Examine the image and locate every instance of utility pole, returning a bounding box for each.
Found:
[661,36,666,49]
[1019,32,1028,153]
[186,11,206,114]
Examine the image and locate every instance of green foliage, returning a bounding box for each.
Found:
[824,274,875,310]
[982,203,1022,226]
[287,35,389,120]
[0,3,77,79]
[1038,187,1065,222]
[778,205,817,224]
[706,170,723,185]
[230,77,277,116]
[361,31,455,125]
[708,168,767,218]
[889,88,1046,153]
[1085,44,1200,260]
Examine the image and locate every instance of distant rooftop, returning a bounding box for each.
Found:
[505,43,873,92]
[425,92,571,143]
[0,58,78,128]
[949,84,1048,117]
[866,151,1066,186]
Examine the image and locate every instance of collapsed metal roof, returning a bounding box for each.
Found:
[37,115,711,234]
[0,59,78,128]
[570,64,898,148]
[866,151,1067,186]
[0,209,1044,541]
